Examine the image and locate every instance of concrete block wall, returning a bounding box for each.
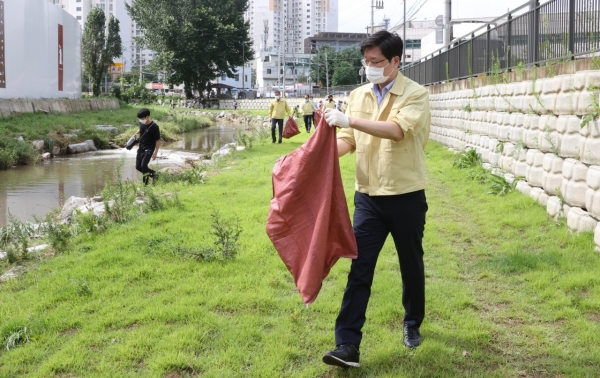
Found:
[428,70,600,250]
[220,98,328,111]
[0,98,120,117]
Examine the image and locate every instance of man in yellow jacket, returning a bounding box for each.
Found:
[323,94,336,110]
[269,90,291,143]
[301,94,317,132]
[321,30,431,369]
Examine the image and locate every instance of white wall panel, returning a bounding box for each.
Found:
[1,0,81,99]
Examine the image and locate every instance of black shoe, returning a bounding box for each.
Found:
[272,140,276,143]
[322,344,360,368]
[403,325,422,348]
[278,140,282,144]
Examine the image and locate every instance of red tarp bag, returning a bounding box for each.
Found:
[282,117,301,139]
[313,109,322,127]
[266,116,358,305]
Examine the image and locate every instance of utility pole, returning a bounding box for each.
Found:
[242,43,245,90]
[444,0,453,48]
[371,1,384,35]
[325,51,329,94]
[403,0,406,68]
[281,0,286,94]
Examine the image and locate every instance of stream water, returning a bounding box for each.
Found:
[0,123,239,227]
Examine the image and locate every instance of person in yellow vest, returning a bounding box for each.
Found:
[341,101,348,113]
[323,94,336,110]
[269,90,291,143]
[301,94,317,132]
[321,30,431,369]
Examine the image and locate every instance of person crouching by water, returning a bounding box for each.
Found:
[132,108,161,185]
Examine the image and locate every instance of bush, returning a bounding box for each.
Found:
[121,83,157,104]
[0,138,39,169]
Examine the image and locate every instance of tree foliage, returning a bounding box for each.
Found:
[82,8,122,97]
[310,46,362,88]
[126,0,254,98]
[332,61,357,86]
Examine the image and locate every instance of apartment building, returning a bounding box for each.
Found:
[246,0,338,55]
[47,0,155,73]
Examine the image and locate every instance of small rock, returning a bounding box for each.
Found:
[158,166,185,174]
[92,196,103,202]
[236,146,246,151]
[32,140,45,151]
[41,152,52,160]
[52,146,61,156]
[27,244,49,252]
[0,266,26,282]
[0,251,6,260]
[462,350,470,357]
[95,125,119,134]
[17,136,24,141]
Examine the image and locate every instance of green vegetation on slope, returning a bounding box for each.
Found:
[0,104,212,169]
[0,133,598,377]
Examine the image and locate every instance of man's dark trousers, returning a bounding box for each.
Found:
[271,118,284,142]
[136,148,155,185]
[335,190,428,349]
[303,115,313,132]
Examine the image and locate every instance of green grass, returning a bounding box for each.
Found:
[0,133,599,377]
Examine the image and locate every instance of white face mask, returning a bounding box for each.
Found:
[366,62,392,84]
[275,96,280,100]
[139,118,146,124]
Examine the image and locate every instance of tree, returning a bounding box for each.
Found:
[126,0,254,98]
[82,7,122,97]
[332,61,357,86]
[310,46,362,88]
[310,45,335,88]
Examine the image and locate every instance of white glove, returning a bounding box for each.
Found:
[324,108,350,129]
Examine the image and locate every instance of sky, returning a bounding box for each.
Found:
[338,0,550,37]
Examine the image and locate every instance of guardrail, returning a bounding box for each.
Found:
[401,0,600,86]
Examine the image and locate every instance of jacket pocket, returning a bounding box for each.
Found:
[355,144,369,186]
[378,139,416,188]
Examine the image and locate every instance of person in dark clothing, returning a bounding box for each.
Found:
[132,108,161,185]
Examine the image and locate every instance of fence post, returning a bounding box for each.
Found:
[533,0,540,64]
[486,24,491,73]
[507,13,512,70]
[568,0,575,58]
[457,41,461,79]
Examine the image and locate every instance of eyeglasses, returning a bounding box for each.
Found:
[361,58,388,67]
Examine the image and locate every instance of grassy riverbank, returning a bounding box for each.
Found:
[1,132,599,377]
[0,103,212,169]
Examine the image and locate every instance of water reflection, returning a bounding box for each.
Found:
[0,123,237,227]
[161,123,238,152]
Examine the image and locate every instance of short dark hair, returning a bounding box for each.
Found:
[137,108,150,118]
[360,31,404,62]
[274,90,281,95]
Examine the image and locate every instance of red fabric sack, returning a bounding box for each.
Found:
[313,109,322,127]
[282,117,301,139]
[266,115,358,305]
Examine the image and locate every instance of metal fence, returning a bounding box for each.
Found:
[401,0,600,86]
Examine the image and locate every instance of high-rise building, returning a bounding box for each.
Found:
[246,0,338,55]
[47,0,155,73]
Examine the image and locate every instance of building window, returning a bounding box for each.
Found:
[267,69,272,74]
[221,74,226,80]
[76,16,82,20]
[76,7,81,11]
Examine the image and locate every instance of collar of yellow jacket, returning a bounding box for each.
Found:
[356,71,407,98]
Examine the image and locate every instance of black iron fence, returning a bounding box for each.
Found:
[401,0,600,86]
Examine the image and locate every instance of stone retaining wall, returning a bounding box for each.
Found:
[426,62,600,250]
[220,98,328,111]
[0,98,120,117]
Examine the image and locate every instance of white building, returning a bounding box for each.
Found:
[214,66,254,91]
[47,0,155,73]
[255,51,312,91]
[388,19,440,66]
[1,0,81,99]
[246,0,338,57]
